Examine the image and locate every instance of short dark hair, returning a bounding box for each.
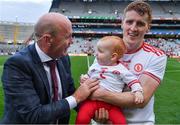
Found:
[123,0,152,24]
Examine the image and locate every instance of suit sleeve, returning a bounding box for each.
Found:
[2,55,72,123]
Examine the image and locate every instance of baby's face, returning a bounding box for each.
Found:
[96,40,113,66]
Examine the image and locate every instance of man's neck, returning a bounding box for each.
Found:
[126,42,144,53]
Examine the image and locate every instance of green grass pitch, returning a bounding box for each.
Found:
[0,56,179,124]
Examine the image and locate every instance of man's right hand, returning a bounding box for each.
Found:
[72,78,99,104]
[93,108,111,124]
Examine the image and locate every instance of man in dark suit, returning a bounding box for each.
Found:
[1,12,99,124]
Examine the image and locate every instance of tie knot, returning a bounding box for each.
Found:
[46,60,57,68]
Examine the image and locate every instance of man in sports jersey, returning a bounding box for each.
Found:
[91,1,167,124]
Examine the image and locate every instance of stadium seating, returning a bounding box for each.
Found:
[0,0,179,57]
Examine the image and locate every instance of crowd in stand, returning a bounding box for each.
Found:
[67,37,96,55]
[67,37,180,58]
[0,37,180,58]
[0,43,24,55]
[145,38,180,57]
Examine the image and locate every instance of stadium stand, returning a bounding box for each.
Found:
[50,0,180,18]
[0,21,33,55]
[67,37,180,57]
[50,0,180,58]
[0,0,179,58]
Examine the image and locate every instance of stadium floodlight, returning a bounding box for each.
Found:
[88,9,92,14]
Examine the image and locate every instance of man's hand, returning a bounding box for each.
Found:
[93,108,112,124]
[80,74,89,85]
[73,78,99,104]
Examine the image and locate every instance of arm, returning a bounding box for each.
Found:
[91,74,159,108]
[121,65,144,104]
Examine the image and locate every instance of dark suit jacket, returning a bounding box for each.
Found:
[1,44,75,124]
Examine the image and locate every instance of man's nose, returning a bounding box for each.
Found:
[130,23,138,31]
[69,37,73,45]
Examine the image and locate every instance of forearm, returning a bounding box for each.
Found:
[97,90,136,108]
[92,74,159,109]
[98,90,152,109]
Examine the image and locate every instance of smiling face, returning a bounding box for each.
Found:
[122,1,152,52]
[35,13,73,59]
[49,21,73,58]
[122,10,149,51]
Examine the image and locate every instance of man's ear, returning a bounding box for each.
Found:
[121,23,124,29]
[146,27,150,33]
[44,34,52,46]
[146,24,151,33]
[121,19,124,29]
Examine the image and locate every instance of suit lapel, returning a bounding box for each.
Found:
[35,64,51,101]
[28,44,51,101]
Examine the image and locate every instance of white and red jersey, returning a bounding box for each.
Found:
[121,42,167,123]
[88,61,143,93]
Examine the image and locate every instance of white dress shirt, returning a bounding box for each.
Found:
[35,43,77,109]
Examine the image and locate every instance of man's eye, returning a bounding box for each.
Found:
[137,22,146,27]
[126,20,133,25]
[98,50,102,53]
[64,34,72,40]
[137,21,146,27]
[98,49,103,53]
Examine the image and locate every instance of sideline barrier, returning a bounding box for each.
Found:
[68,53,88,56]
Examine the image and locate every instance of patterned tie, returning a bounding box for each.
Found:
[46,60,59,101]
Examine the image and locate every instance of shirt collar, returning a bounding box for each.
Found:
[35,42,53,63]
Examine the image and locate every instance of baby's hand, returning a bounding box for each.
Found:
[80,74,89,85]
[134,91,144,104]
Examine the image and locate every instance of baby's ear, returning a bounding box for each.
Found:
[111,53,118,61]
